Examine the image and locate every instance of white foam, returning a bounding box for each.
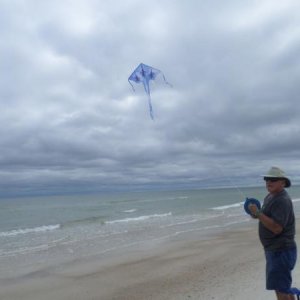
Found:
[211,202,244,210]
[212,198,300,212]
[106,213,172,224]
[0,224,60,237]
[123,209,137,213]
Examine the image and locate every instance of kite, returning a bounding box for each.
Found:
[128,63,171,120]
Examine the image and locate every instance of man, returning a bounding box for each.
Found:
[249,166,297,300]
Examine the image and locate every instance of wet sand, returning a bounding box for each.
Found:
[1,222,299,300]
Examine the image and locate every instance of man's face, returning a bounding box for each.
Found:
[265,178,285,194]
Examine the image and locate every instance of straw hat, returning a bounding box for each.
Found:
[262,166,291,188]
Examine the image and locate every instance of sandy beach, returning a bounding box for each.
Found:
[1,221,300,300]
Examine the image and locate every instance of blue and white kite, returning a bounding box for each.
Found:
[128,63,171,120]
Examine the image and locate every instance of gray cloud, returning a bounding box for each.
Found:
[1,0,300,196]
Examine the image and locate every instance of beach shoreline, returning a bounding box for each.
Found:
[2,220,299,300]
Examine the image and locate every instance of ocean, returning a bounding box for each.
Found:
[1,186,300,280]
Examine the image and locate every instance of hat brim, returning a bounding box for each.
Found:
[285,178,291,188]
[261,175,291,188]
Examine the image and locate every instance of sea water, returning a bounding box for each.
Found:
[1,186,300,279]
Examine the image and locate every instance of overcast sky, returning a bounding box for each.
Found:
[1,0,300,196]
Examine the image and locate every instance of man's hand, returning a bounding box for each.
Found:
[248,204,259,218]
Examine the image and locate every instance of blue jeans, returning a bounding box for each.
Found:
[265,247,297,293]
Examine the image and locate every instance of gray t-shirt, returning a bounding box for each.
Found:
[259,189,296,251]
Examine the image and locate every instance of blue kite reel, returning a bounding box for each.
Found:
[244,198,261,215]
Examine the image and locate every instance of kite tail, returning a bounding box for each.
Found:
[128,80,136,92]
[148,95,154,120]
[162,74,172,88]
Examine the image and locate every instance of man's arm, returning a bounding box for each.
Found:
[248,204,283,235]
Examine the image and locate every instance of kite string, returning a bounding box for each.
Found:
[214,163,247,199]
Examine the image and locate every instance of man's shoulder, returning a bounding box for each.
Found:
[263,190,291,210]
[277,190,291,201]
